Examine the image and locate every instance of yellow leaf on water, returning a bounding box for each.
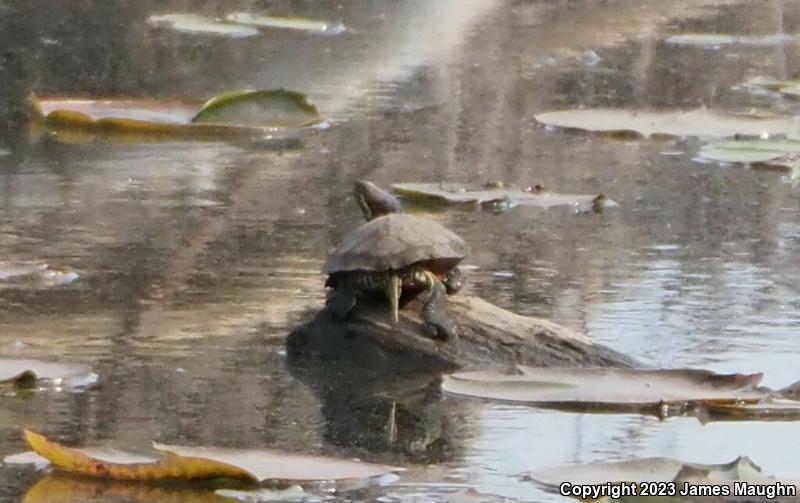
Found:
[23,430,257,482]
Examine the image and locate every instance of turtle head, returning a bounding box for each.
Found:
[354,180,402,221]
[443,267,464,294]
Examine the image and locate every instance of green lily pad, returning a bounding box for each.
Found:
[0,359,97,389]
[392,183,604,212]
[535,108,793,138]
[441,366,766,415]
[148,14,258,38]
[192,89,321,128]
[226,12,346,34]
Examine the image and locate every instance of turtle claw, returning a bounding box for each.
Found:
[423,318,458,341]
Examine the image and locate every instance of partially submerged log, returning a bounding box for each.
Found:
[287,295,639,371]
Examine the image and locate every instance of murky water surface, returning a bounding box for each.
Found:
[1,0,800,501]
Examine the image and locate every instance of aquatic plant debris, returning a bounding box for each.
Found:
[28,91,322,141]
[441,366,769,415]
[147,14,259,38]
[226,12,346,34]
[391,182,604,211]
[11,430,402,483]
[0,359,96,390]
[534,108,793,138]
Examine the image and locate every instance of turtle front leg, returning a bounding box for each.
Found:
[386,273,401,323]
[417,270,457,341]
[325,286,357,320]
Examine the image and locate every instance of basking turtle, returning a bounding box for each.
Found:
[354,180,403,220]
[323,212,469,340]
[352,179,465,294]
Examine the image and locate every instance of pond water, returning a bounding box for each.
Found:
[1,0,800,501]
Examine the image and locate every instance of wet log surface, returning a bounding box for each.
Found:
[287,295,640,372]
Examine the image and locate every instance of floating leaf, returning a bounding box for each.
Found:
[152,443,401,482]
[148,14,258,38]
[535,108,793,138]
[0,359,96,389]
[392,183,604,212]
[441,366,766,414]
[664,33,738,46]
[702,398,800,421]
[0,262,79,289]
[740,75,800,98]
[15,430,402,483]
[528,456,777,492]
[192,90,321,128]
[697,139,800,168]
[21,430,255,482]
[215,486,308,502]
[28,92,320,141]
[226,12,345,34]
[665,33,794,47]
[23,474,233,503]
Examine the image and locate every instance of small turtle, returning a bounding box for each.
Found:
[354,180,403,220]
[323,213,469,340]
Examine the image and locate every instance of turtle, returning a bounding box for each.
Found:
[353,180,403,221]
[351,179,465,294]
[323,212,469,340]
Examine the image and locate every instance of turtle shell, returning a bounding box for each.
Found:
[323,214,469,276]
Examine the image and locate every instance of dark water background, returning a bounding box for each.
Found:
[1,0,800,501]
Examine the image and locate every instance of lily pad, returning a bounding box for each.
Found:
[0,262,79,289]
[535,108,793,138]
[192,90,321,128]
[528,455,776,492]
[29,91,321,141]
[148,14,258,38]
[665,33,794,47]
[226,12,346,34]
[392,183,604,212]
[215,486,308,502]
[701,398,800,421]
[696,139,800,168]
[0,359,96,389]
[740,75,800,98]
[441,366,766,414]
[11,430,402,483]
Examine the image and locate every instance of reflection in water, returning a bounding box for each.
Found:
[1,0,800,502]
